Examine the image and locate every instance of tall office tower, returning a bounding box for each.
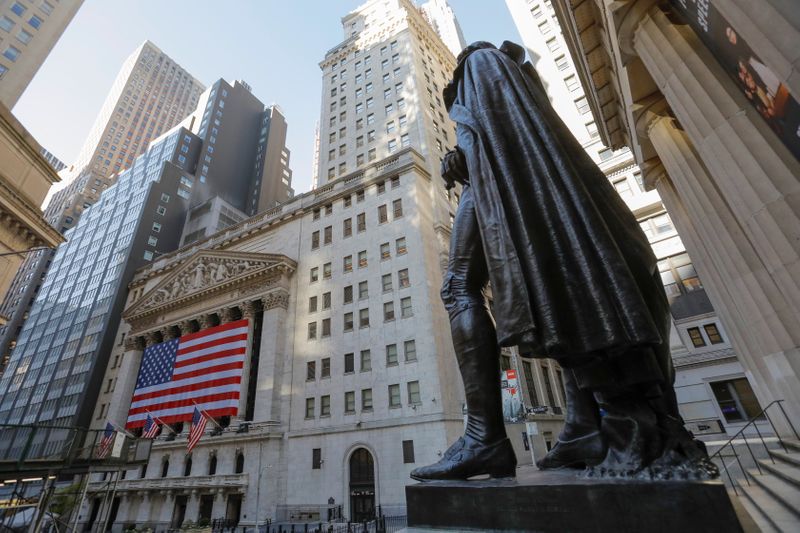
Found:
[419,0,466,57]
[0,78,291,457]
[39,146,65,171]
[506,0,761,438]
[0,41,204,377]
[66,40,204,179]
[0,0,83,108]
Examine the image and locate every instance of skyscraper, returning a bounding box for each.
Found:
[0,41,204,376]
[0,78,291,459]
[506,0,759,438]
[419,0,466,58]
[75,1,486,527]
[0,0,84,108]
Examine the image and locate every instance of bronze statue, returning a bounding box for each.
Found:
[410,42,718,481]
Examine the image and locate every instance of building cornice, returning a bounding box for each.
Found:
[129,148,430,285]
[0,176,64,248]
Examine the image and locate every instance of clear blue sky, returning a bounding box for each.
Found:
[14,0,520,194]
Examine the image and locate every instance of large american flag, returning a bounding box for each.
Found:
[125,319,249,429]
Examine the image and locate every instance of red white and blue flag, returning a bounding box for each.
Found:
[187,406,208,452]
[96,422,115,459]
[141,413,160,439]
[125,319,248,429]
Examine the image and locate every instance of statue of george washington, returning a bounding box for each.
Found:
[410,41,718,481]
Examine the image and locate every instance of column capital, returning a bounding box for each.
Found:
[218,307,235,323]
[196,314,212,329]
[179,320,194,336]
[611,0,659,62]
[124,336,146,351]
[262,289,289,311]
[145,331,160,347]
[241,300,257,319]
[639,156,669,191]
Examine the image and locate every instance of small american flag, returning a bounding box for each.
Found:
[96,422,115,459]
[126,319,248,429]
[187,406,208,452]
[141,413,160,439]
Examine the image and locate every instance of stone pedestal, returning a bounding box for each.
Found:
[405,467,742,532]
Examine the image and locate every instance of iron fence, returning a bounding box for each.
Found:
[709,399,799,495]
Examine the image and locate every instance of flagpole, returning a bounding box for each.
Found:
[147,410,177,434]
[192,401,224,430]
[107,419,135,439]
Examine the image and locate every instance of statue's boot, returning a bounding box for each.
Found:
[587,387,663,477]
[410,309,516,481]
[537,370,605,469]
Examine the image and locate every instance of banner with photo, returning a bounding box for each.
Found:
[670,0,800,161]
[501,369,524,423]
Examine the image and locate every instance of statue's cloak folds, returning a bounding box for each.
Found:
[448,44,669,361]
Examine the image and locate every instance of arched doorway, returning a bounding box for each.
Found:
[348,448,375,522]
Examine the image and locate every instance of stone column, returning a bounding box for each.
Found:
[628,4,800,427]
[135,492,151,526]
[185,489,200,525]
[254,290,290,423]
[157,491,175,526]
[642,108,800,430]
[211,489,227,521]
[107,336,147,428]
[235,300,258,422]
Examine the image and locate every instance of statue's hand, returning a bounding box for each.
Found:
[441,147,468,190]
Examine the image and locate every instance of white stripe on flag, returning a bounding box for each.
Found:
[178,327,248,349]
[172,354,245,377]
[130,383,241,410]
[131,369,243,397]
[176,340,247,361]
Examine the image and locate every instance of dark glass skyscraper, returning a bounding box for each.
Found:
[0,79,291,458]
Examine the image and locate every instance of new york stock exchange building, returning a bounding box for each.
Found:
[76,148,513,530]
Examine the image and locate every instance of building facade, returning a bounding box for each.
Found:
[506,0,764,438]
[73,2,577,529]
[0,0,83,108]
[0,41,204,377]
[0,103,63,325]
[0,77,291,452]
[551,0,800,431]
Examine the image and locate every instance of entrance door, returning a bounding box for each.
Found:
[171,495,187,529]
[226,494,242,524]
[349,448,375,522]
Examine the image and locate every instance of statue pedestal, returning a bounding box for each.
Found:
[405,466,742,532]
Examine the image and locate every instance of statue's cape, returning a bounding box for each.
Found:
[449,44,669,359]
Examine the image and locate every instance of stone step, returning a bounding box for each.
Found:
[783,439,800,454]
[747,469,800,520]
[759,459,800,489]
[740,484,797,533]
[769,449,800,469]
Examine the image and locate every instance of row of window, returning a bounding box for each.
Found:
[312,440,415,471]
[312,177,401,221]
[309,237,407,282]
[309,270,410,313]
[306,340,417,381]
[305,381,420,418]
[307,296,414,338]
[311,200,403,250]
